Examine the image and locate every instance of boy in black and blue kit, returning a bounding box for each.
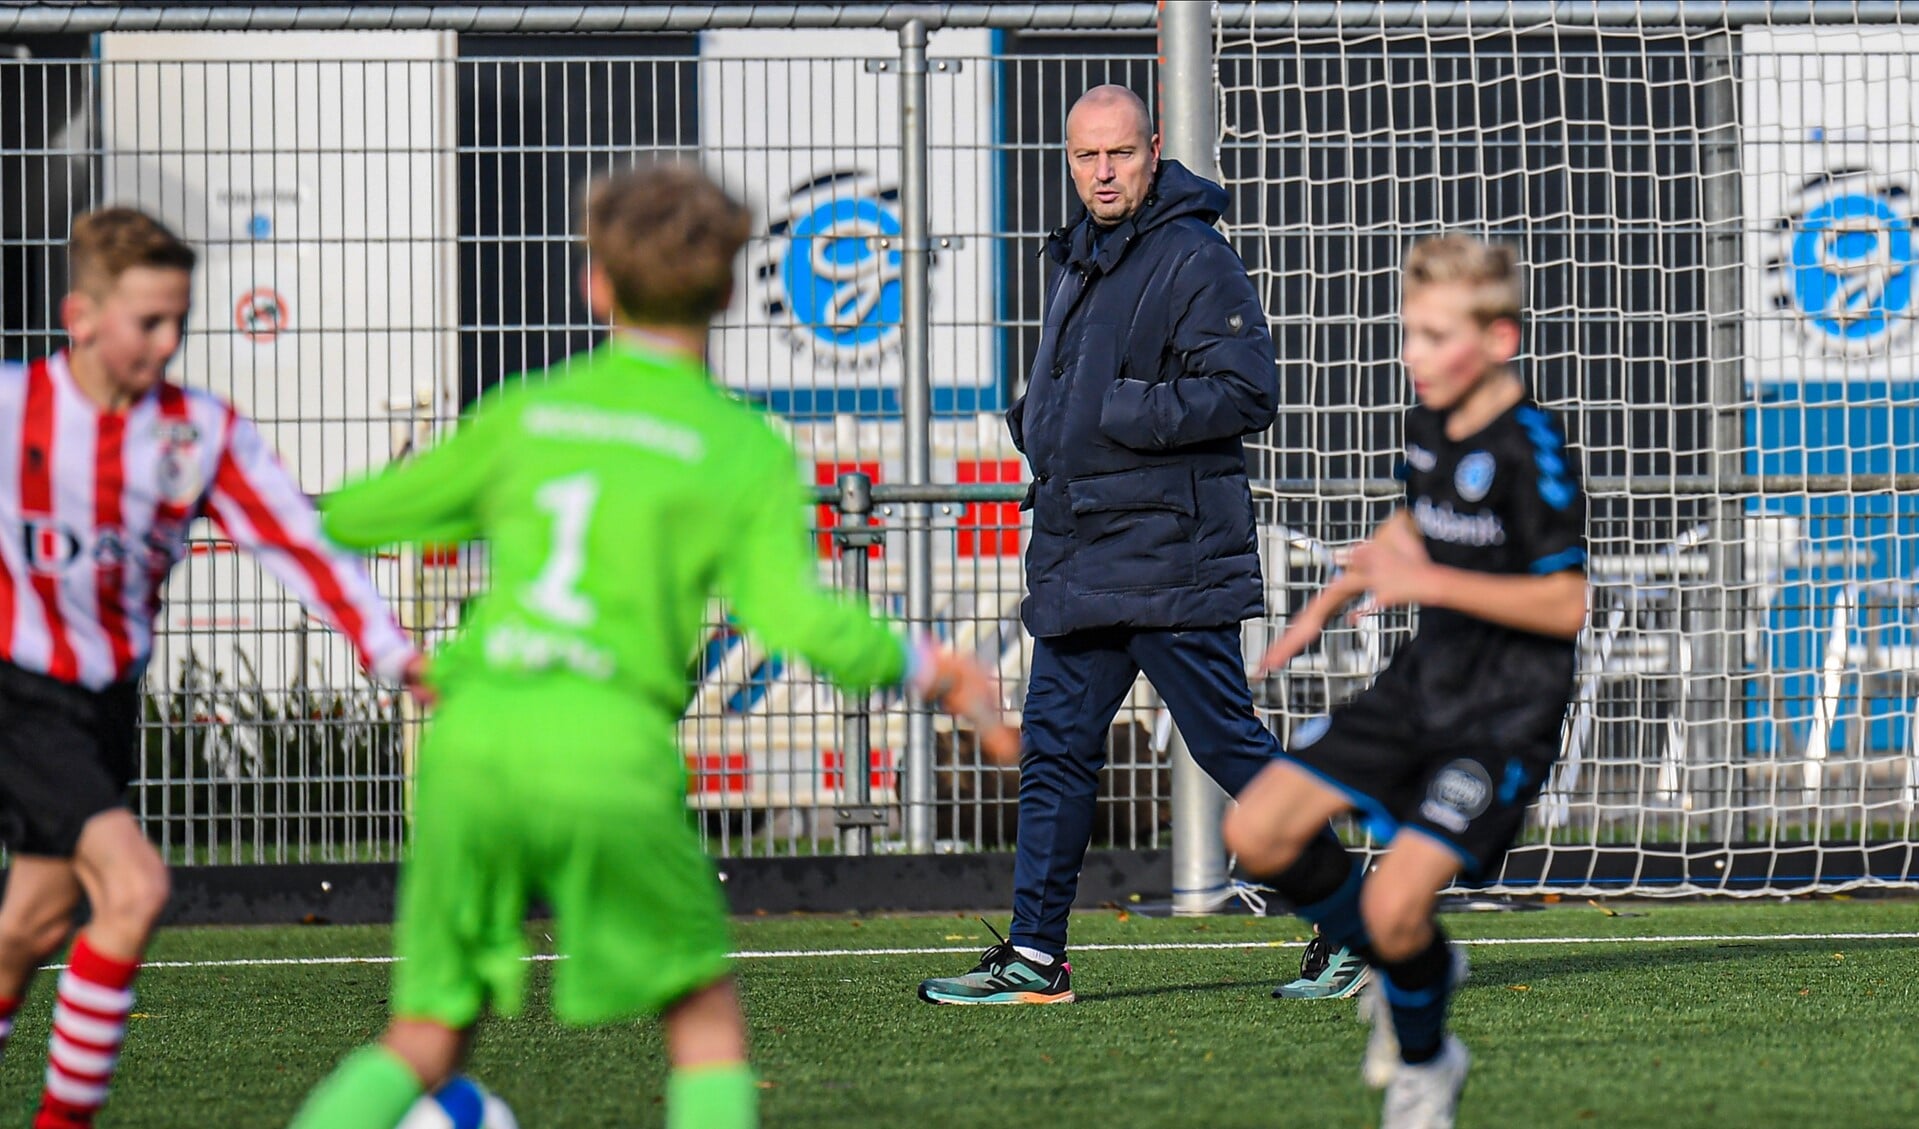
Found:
[1224,235,1588,1129]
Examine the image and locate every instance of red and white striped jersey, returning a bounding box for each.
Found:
[0,352,415,690]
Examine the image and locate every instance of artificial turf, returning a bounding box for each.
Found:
[4,898,1913,1127]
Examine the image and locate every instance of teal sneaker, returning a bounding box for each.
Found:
[918,923,1075,1005]
[1274,934,1371,1000]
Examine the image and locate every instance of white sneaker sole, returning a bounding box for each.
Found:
[1360,946,1470,1090]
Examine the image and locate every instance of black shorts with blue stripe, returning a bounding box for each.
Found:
[1281,639,1568,876]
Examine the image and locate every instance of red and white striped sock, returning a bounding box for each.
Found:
[34,936,138,1129]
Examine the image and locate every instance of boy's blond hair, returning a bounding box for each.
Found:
[1402,235,1522,327]
[582,162,752,326]
[69,207,197,296]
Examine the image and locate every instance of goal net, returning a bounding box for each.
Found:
[1218,6,1919,894]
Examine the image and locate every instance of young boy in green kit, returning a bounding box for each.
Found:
[291,162,1013,1129]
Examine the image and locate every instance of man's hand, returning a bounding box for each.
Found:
[1255,565,1371,678]
[914,644,1020,764]
[401,653,437,708]
[1254,601,1333,678]
[1347,522,1436,612]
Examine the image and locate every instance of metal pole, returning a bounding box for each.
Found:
[836,472,880,856]
[1159,0,1232,916]
[897,16,938,853]
[1698,31,1746,847]
[21,4,1919,35]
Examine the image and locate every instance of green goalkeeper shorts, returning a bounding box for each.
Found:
[389,695,733,1029]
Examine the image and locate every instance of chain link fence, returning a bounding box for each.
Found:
[5,4,1919,892]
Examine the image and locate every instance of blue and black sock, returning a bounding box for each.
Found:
[1381,923,1456,1065]
[1256,825,1376,962]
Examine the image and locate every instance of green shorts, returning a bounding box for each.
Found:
[390,705,732,1029]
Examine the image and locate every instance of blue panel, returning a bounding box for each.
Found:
[1747,382,1919,755]
[749,384,1005,420]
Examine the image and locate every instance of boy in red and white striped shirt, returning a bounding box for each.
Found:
[0,208,419,1129]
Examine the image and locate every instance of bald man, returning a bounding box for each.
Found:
[918,87,1366,1006]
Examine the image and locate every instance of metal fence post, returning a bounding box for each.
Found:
[1159,0,1233,914]
[834,472,886,855]
[1698,31,1746,846]
[896,15,938,853]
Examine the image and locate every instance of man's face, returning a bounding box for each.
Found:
[1399,284,1517,411]
[1066,101,1159,226]
[63,266,192,398]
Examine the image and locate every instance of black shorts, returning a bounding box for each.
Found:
[0,661,141,857]
[1282,653,1567,876]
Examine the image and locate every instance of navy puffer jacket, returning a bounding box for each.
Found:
[1008,160,1278,639]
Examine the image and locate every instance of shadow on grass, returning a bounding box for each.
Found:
[1468,936,1914,985]
[1078,978,1278,1002]
[1066,937,1915,1003]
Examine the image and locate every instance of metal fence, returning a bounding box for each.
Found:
[0,11,1176,866]
[8,3,1919,895]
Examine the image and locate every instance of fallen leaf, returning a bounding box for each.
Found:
[1831,952,1846,961]
[1128,893,1142,903]
[1116,911,1131,923]
[1799,988,1811,996]
[757,1080,777,1090]
[1507,985,1531,992]
[1587,899,1646,918]
[1542,893,1562,904]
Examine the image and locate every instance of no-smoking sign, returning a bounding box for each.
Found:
[234,287,289,344]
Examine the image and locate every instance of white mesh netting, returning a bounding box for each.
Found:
[1219,8,1919,893]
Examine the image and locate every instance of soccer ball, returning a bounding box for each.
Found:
[397,1076,519,1129]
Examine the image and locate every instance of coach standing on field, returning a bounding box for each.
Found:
[919,85,1311,1004]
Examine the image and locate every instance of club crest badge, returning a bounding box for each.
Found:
[1454,451,1495,503]
[155,420,205,506]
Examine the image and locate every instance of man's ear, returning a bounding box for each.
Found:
[60,290,95,347]
[581,263,615,323]
[1488,316,1522,361]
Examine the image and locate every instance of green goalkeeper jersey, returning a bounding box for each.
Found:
[321,338,908,741]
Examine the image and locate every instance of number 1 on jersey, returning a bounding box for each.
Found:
[527,472,599,626]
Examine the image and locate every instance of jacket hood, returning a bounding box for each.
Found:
[1046,159,1230,271]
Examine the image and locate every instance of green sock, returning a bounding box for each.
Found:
[289,1045,426,1129]
[666,1061,759,1129]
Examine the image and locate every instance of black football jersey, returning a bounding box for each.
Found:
[1396,397,1586,653]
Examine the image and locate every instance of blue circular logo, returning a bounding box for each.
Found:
[1789,192,1913,343]
[247,213,273,240]
[781,198,902,348]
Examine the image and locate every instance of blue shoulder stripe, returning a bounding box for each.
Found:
[1531,546,1587,574]
[1516,406,1576,510]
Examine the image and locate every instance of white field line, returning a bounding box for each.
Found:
[44,930,1919,973]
